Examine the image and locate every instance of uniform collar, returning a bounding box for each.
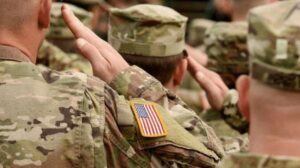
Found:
[0,45,32,63]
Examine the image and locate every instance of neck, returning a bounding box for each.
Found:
[0,29,41,64]
[250,109,300,157]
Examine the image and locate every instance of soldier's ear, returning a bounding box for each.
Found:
[38,0,52,29]
[173,57,188,87]
[236,75,250,121]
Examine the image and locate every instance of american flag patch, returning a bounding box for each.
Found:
[130,101,167,138]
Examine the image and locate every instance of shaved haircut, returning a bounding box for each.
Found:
[0,0,38,30]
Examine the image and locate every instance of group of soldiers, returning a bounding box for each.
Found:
[0,0,300,167]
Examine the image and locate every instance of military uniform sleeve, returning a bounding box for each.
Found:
[222,90,249,133]
[110,66,225,158]
[85,76,151,168]
[85,76,221,167]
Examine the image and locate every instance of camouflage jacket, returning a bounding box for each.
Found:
[0,45,220,168]
[110,66,225,160]
[38,40,93,75]
[110,66,250,156]
[218,153,300,168]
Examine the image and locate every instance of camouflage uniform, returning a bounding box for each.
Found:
[1,44,222,167]
[38,2,93,75]
[202,22,249,134]
[219,1,300,167]
[204,21,249,89]
[188,18,215,49]
[108,4,226,161]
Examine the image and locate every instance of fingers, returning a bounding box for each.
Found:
[62,4,123,60]
[62,5,92,38]
[187,55,201,75]
[75,38,106,67]
[195,71,224,110]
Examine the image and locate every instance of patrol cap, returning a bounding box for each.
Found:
[248,0,300,90]
[108,4,188,57]
[47,2,92,39]
[188,19,215,47]
[205,21,249,75]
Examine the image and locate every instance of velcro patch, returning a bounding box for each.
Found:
[130,100,167,138]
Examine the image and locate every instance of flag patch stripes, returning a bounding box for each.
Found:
[130,101,167,138]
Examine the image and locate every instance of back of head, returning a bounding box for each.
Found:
[0,0,38,32]
[205,21,249,88]
[108,4,188,85]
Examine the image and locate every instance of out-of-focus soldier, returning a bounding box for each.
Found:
[38,2,93,75]
[188,18,215,49]
[62,0,111,39]
[108,4,229,161]
[179,18,215,113]
[219,0,300,167]
[202,22,249,147]
[204,21,249,89]
[0,0,229,167]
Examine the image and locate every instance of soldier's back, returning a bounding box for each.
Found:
[0,46,149,167]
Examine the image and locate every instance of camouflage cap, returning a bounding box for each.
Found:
[249,0,300,90]
[46,2,92,39]
[188,18,215,47]
[204,21,249,86]
[108,4,188,57]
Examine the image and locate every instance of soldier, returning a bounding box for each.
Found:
[188,18,215,49]
[38,2,93,75]
[219,0,300,166]
[0,0,225,167]
[204,21,249,89]
[108,4,249,155]
[179,19,215,113]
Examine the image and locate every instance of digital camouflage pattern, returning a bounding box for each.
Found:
[221,89,248,134]
[0,45,147,168]
[218,153,300,168]
[0,45,227,167]
[188,18,215,47]
[202,90,249,154]
[38,40,93,75]
[177,88,205,114]
[109,4,188,57]
[110,66,226,162]
[205,21,249,88]
[218,1,300,166]
[248,0,300,91]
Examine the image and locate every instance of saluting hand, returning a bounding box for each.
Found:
[61,4,129,83]
[188,55,229,110]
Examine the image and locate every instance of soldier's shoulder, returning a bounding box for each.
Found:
[38,65,105,90]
